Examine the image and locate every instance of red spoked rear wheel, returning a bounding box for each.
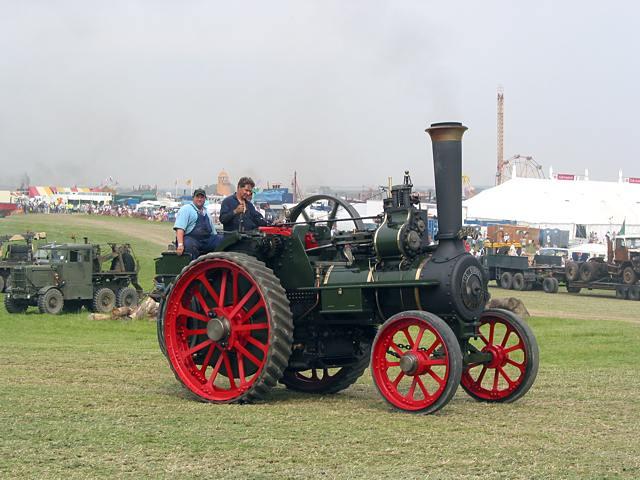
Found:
[461,308,539,402]
[371,311,462,414]
[162,252,293,403]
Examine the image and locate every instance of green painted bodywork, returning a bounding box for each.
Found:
[7,242,141,305]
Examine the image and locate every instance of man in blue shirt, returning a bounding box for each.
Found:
[220,177,270,232]
[174,189,222,258]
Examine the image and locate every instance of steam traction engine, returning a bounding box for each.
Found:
[155,122,539,414]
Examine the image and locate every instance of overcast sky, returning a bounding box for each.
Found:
[1,1,638,191]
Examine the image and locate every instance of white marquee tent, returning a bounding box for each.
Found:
[463,176,640,241]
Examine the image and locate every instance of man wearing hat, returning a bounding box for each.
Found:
[174,188,222,258]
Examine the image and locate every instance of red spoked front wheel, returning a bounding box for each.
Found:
[371,311,462,414]
[461,308,539,402]
[162,252,293,403]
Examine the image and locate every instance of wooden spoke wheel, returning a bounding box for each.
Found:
[461,309,539,402]
[370,311,462,414]
[161,252,293,403]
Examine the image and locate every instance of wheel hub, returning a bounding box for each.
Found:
[484,344,507,369]
[207,317,231,342]
[399,351,431,376]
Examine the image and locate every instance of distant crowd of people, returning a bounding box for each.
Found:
[19,199,174,222]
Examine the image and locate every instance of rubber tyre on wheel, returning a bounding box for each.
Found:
[93,288,116,313]
[62,300,84,314]
[280,341,372,394]
[161,252,294,403]
[565,261,580,282]
[38,288,64,315]
[566,285,582,294]
[500,272,513,290]
[512,273,525,291]
[370,310,462,414]
[579,262,597,283]
[622,266,638,285]
[615,286,628,300]
[628,286,640,301]
[461,308,539,403]
[116,286,139,308]
[4,295,28,314]
[0,275,5,293]
[542,277,558,294]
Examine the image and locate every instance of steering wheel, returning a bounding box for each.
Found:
[286,195,365,231]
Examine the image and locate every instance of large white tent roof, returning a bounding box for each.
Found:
[464,177,640,226]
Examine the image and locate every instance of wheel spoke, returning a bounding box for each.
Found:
[492,368,500,391]
[504,342,524,354]
[506,357,525,370]
[199,344,216,374]
[177,306,209,323]
[424,338,441,357]
[193,289,211,313]
[401,327,414,348]
[327,202,340,229]
[497,366,515,386]
[475,365,488,385]
[227,285,257,319]
[413,326,425,351]
[389,341,404,357]
[234,322,268,332]
[245,334,268,353]
[488,321,495,345]
[386,361,401,367]
[427,358,447,366]
[478,333,490,345]
[237,351,246,385]
[416,376,430,398]
[391,371,405,387]
[186,339,213,358]
[221,352,236,389]
[234,343,263,368]
[236,299,265,324]
[197,274,220,305]
[407,377,418,399]
[185,328,208,336]
[205,352,225,387]
[427,368,445,386]
[218,270,228,308]
[500,326,512,347]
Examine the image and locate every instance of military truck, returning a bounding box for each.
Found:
[4,240,143,314]
[563,234,640,300]
[0,232,46,292]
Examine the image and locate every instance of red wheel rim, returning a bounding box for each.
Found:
[164,258,270,402]
[461,315,527,400]
[371,317,450,411]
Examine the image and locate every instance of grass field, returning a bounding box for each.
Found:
[1,214,639,479]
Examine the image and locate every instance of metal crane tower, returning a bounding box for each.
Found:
[496,86,505,185]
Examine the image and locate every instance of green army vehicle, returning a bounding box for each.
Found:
[4,240,143,314]
[0,232,46,292]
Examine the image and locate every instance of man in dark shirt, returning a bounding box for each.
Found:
[220,177,270,232]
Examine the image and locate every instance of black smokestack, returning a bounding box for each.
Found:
[426,122,467,243]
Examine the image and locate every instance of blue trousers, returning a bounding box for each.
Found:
[183,234,223,259]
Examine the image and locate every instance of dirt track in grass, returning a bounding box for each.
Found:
[68,216,172,247]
